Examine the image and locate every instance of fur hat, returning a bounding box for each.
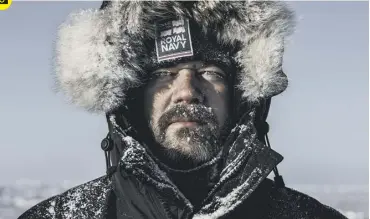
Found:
[54,1,296,113]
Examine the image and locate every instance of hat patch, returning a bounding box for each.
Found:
[155,18,194,62]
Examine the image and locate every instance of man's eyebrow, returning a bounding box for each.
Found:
[152,68,173,73]
[200,63,227,73]
[203,60,230,71]
[152,61,229,73]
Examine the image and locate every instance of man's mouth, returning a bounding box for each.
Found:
[168,119,204,128]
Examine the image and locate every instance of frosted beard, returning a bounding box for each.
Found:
[151,104,222,164]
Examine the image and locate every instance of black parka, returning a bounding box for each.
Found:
[17,176,347,219]
[18,111,348,219]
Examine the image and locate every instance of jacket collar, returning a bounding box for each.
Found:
[109,110,283,218]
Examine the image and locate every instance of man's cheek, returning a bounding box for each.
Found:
[151,112,159,130]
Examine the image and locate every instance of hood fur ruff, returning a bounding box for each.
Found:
[55,1,296,113]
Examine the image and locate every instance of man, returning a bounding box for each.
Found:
[19,1,347,219]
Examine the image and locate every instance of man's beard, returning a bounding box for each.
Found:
[150,104,225,165]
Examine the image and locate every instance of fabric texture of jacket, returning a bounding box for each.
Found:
[18,177,347,219]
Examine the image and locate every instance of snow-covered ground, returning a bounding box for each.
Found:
[0,180,368,219]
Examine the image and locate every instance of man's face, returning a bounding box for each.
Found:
[142,61,230,164]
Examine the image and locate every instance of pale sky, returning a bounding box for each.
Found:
[0,1,368,186]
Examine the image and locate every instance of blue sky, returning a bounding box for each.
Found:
[0,1,368,185]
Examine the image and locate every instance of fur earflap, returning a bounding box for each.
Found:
[55,1,296,113]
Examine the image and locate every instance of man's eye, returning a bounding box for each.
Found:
[152,71,176,79]
[200,71,225,80]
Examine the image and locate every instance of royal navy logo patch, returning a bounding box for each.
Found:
[155,18,194,62]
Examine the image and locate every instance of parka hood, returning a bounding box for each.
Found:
[54,1,296,113]
[54,3,296,216]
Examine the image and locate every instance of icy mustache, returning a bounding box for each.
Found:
[158,104,218,130]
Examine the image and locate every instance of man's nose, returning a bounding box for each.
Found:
[171,69,204,104]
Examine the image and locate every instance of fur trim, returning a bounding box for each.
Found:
[55,1,296,113]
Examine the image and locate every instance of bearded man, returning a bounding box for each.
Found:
[19,1,347,219]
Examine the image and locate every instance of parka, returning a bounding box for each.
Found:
[18,108,347,219]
